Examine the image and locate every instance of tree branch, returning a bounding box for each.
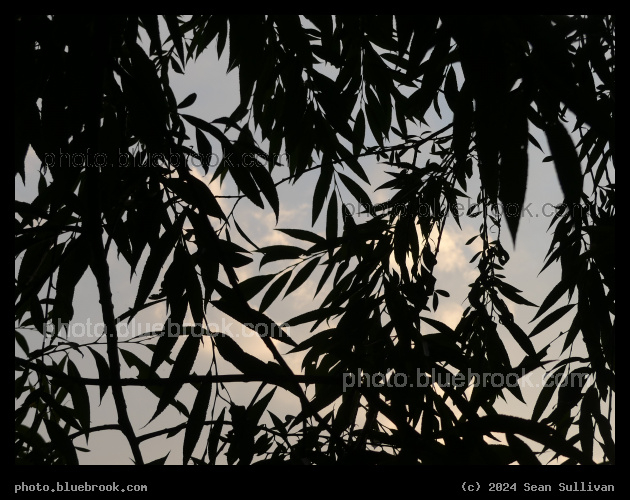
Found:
[16,356,342,387]
[82,19,143,462]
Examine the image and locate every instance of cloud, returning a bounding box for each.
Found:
[436,302,464,331]
[432,227,478,281]
[387,225,479,284]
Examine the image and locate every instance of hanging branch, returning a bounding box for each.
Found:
[175,161,348,452]
[82,17,143,465]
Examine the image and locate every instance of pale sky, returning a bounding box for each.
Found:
[15,23,610,465]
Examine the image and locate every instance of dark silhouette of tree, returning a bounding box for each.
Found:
[15,15,614,465]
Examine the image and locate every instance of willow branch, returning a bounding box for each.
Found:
[17,356,342,387]
[215,124,453,199]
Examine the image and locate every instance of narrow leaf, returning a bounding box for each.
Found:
[233,218,259,250]
[227,157,264,209]
[258,245,305,268]
[87,347,110,404]
[529,304,576,338]
[531,279,569,322]
[532,367,566,421]
[337,172,372,206]
[181,114,231,148]
[250,163,280,222]
[207,407,226,465]
[177,93,197,109]
[545,114,584,205]
[276,228,326,245]
[506,434,541,465]
[259,271,292,313]
[353,109,366,155]
[497,281,537,307]
[212,292,297,348]
[164,15,185,63]
[213,333,269,374]
[249,388,276,424]
[66,360,91,440]
[284,257,321,298]
[134,213,185,315]
[420,316,455,336]
[147,452,171,465]
[151,335,202,423]
[44,418,78,465]
[326,192,338,256]
[498,89,529,243]
[312,164,334,225]
[504,321,537,357]
[195,128,213,174]
[238,274,276,301]
[183,369,213,464]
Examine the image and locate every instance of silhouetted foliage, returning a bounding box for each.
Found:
[15,15,614,464]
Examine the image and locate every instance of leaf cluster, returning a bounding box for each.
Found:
[15,15,614,465]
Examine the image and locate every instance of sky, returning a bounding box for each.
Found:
[15,21,611,465]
